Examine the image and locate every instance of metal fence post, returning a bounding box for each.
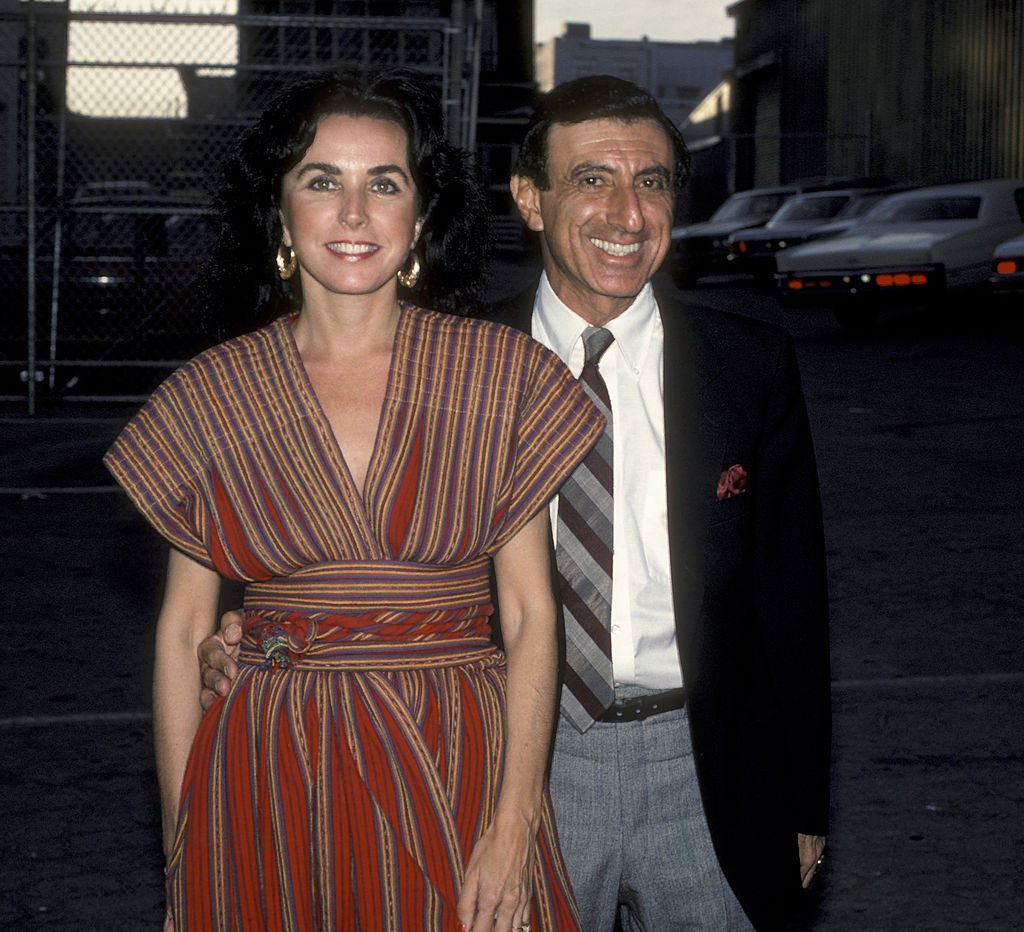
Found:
[25,3,38,415]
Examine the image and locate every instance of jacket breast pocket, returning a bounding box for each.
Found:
[707,490,752,528]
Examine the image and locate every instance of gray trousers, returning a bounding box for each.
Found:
[548,691,755,932]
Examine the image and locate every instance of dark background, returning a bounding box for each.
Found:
[2,260,1022,929]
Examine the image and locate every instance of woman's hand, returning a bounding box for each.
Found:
[457,812,535,932]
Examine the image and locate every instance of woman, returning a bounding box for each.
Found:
[104,70,602,931]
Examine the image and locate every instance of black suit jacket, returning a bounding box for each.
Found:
[484,281,831,931]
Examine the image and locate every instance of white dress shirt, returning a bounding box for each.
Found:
[532,273,684,690]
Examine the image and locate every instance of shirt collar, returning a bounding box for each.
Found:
[533,272,658,376]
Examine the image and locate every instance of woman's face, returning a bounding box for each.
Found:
[278,113,422,306]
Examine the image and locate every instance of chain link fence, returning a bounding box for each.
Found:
[1,3,477,412]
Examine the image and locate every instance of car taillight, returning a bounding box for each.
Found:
[996,259,1020,275]
[785,279,832,291]
[875,272,929,287]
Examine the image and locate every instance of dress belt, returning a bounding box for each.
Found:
[597,686,687,723]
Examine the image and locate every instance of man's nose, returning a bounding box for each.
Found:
[607,185,644,231]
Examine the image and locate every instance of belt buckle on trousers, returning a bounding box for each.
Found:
[598,686,687,723]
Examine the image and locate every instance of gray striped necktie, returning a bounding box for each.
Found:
[557,326,615,732]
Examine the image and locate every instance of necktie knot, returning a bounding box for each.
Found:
[582,326,614,366]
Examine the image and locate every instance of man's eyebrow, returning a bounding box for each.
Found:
[567,162,672,181]
[636,165,672,181]
[568,161,614,179]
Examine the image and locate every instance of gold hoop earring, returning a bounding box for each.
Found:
[397,253,421,289]
[276,243,297,280]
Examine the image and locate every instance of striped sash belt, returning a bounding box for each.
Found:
[239,556,497,672]
[244,556,492,615]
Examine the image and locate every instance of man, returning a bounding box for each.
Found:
[199,76,830,930]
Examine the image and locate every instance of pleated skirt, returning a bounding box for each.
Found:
[165,646,581,930]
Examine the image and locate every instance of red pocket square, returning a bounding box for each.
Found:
[717,464,748,501]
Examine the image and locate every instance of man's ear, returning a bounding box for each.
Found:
[510,174,544,233]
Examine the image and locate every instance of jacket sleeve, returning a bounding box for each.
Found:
[753,331,832,836]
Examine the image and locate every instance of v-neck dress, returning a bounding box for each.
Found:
[105,306,602,931]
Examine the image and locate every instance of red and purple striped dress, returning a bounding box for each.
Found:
[105,306,602,930]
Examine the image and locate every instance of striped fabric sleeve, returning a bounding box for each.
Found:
[103,367,215,568]
[490,341,604,553]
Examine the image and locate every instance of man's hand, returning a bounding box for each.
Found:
[198,610,244,711]
[798,833,826,888]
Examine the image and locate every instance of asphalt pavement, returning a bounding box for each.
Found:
[1,272,1022,930]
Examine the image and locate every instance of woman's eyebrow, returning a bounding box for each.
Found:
[295,161,339,178]
[368,164,412,183]
[294,162,411,183]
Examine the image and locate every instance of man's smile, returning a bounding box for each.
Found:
[590,237,642,257]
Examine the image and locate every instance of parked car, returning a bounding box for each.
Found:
[726,186,920,280]
[53,188,215,370]
[775,179,1024,328]
[726,190,860,279]
[991,232,1024,294]
[670,186,800,286]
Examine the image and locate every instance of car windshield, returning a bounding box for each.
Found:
[867,196,982,223]
[68,208,212,258]
[770,195,851,223]
[166,214,215,257]
[69,212,141,255]
[711,192,793,222]
[834,192,892,219]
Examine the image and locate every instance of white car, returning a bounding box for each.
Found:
[671,186,800,286]
[775,180,1024,327]
[991,232,1024,293]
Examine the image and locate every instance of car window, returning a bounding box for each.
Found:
[711,192,792,222]
[871,196,981,222]
[166,215,216,257]
[773,195,851,222]
[835,193,889,219]
[69,212,138,256]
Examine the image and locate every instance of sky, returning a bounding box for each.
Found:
[535,0,734,43]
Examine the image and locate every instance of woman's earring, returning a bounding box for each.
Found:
[276,243,297,280]
[397,252,421,289]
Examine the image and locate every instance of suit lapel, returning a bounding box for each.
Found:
[658,289,731,670]
[494,282,729,675]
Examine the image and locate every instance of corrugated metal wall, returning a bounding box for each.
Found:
[732,0,1024,186]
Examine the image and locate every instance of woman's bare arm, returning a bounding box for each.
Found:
[152,547,221,861]
[457,508,559,932]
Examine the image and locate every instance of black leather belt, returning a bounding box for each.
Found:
[598,687,687,723]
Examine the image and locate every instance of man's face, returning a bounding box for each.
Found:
[511,117,676,325]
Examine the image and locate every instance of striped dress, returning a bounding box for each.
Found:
[105,306,602,931]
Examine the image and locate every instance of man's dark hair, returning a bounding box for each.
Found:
[513,75,691,191]
[201,68,490,340]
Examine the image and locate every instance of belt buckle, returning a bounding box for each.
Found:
[602,687,685,723]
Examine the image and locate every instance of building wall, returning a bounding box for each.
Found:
[535,23,733,131]
[827,0,1024,182]
[728,0,1024,188]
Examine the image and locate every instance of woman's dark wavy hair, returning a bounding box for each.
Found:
[513,75,691,192]
[202,68,490,340]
